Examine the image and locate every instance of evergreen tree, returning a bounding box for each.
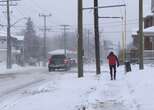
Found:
[24,18,40,63]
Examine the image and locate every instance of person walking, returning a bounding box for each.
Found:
[107,51,119,80]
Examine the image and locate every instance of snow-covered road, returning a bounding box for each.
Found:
[0,67,57,101]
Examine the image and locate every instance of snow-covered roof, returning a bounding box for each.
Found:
[0,32,7,37]
[132,26,154,37]
[144,13,154,17]
[0,49,7,51]
[13,35,24,41]
[0,48,20,53]
[144,26,154,33]
[143,26,154,36]
[0,31,24,40]
[48,49,77,55]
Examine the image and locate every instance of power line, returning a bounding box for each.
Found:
[30,0,44,11]
[83,4,126,10]
[1,18,138,28]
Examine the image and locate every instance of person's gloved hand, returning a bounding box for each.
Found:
[117,64,119,67]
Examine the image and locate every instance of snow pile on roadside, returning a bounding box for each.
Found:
[0,62,22,74]
[0,62,45,75]
[126,64,154,110]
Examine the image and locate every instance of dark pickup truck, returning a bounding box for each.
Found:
[48,54,71,71]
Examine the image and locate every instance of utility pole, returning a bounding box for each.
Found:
[0,0,20,69]
[6,0,11,69]
[60,25,70,56]
[87,30,90,63]
[124,7,127,61]
[78,0,83,78]
[139,0,144,69]
[121,17,125,64]
[39,13,51,66]
[94,0,101,75]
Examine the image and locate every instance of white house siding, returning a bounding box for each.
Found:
[0,32,23,64]
[0,35,7,62]
[0,49,7,62]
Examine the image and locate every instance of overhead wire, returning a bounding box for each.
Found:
[0,0,139,35]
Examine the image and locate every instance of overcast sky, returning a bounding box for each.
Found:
[0,0,152,44]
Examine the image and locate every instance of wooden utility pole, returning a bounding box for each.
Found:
[39,13,51,66]
[87,30,90,63]
[94,0,101,75]
[139,0,144,69]
[6,0,11,69]
[77,0,83,77]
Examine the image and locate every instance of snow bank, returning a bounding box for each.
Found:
[0,62,45,75]
[126,64,154,110]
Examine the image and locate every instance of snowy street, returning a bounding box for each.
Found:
[0,64,154,110]
[0,67,61,104]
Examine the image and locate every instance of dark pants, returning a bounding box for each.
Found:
[109,64,116,80]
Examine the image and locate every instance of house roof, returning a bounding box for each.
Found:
[132,26,154,37]
[13,35,24,41]
[0,31,24,40]
[0,32,7,37]
[0,48,20,53]
[144,26,154,32]
[144,13,154,18]
[143,26,154,36]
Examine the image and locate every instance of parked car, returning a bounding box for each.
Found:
[48,54,71,72]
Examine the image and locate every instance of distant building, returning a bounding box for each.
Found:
[0,32,24,65]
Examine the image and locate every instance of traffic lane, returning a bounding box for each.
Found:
[0,66,77,97]
[0,67,51,97]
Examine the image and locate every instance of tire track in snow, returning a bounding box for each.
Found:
[0,79,45,100]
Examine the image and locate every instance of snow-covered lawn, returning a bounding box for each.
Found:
[0,63,154,110]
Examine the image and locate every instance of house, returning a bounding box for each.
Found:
[0,31,24,65]
[132,26,154,50]
[130,0,154,63]
[131,14,154,63]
